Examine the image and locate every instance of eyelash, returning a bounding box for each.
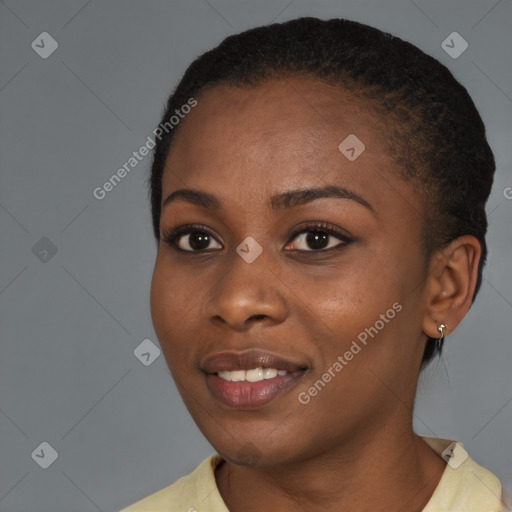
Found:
[161,222,352,254]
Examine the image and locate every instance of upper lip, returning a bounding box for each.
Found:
[201,349,308,374]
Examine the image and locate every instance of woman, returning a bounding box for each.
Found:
[121,17,505,511]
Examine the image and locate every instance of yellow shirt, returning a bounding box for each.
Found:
[119,437,505,511]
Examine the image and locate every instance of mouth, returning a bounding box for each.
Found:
[201,349,309,409]
[216,367,290,382]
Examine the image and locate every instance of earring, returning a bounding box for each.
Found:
[436,323,447,350]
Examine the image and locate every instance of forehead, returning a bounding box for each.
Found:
[160,77,416,223]
[177,78,385,144]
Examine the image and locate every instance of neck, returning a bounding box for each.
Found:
[215,421,446,512]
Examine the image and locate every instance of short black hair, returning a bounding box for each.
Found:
[147,17,495,367]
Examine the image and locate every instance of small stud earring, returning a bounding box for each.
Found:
[436,323,447,350]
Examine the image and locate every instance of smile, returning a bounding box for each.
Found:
[201,349,309,409]
[217,367,288,382]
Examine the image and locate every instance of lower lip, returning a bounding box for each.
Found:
[205,371,306,409]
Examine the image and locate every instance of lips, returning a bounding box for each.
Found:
[201,349,309,409]
[202,349,307,374]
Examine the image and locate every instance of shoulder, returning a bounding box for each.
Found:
[118,454,228,512]
[421,437,505,512]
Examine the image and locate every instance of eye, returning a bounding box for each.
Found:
[162,221,351,254]
[162,224,223,252]
[285,222,350,252]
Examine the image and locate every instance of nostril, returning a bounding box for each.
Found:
[250,314,267,322]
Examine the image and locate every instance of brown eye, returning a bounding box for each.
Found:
[162,225,223,252]
[285,222,351,252]
[288,230,345,251]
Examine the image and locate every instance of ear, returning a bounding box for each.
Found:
[422,235,482,339]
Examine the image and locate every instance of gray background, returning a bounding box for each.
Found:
[0,0,511,510]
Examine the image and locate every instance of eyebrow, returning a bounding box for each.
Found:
[162,185,374,214]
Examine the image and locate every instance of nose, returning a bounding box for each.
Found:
[204,248,288,331]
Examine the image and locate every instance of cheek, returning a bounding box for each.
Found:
[149,256,195,355]
[310,263,425,406]
[298,254,416,380]
[150,260,171,338]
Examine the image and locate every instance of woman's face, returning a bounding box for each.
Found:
[150,77,432,465]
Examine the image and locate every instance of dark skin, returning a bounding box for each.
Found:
[150,77,481,511]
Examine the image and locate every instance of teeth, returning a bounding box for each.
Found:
[246,368,264,382]
[217,367,288,382]
[263,368,278,379]
[217,371,233,381]
[230,370,246,382]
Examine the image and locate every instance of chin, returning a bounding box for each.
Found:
[214,436,307,468]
